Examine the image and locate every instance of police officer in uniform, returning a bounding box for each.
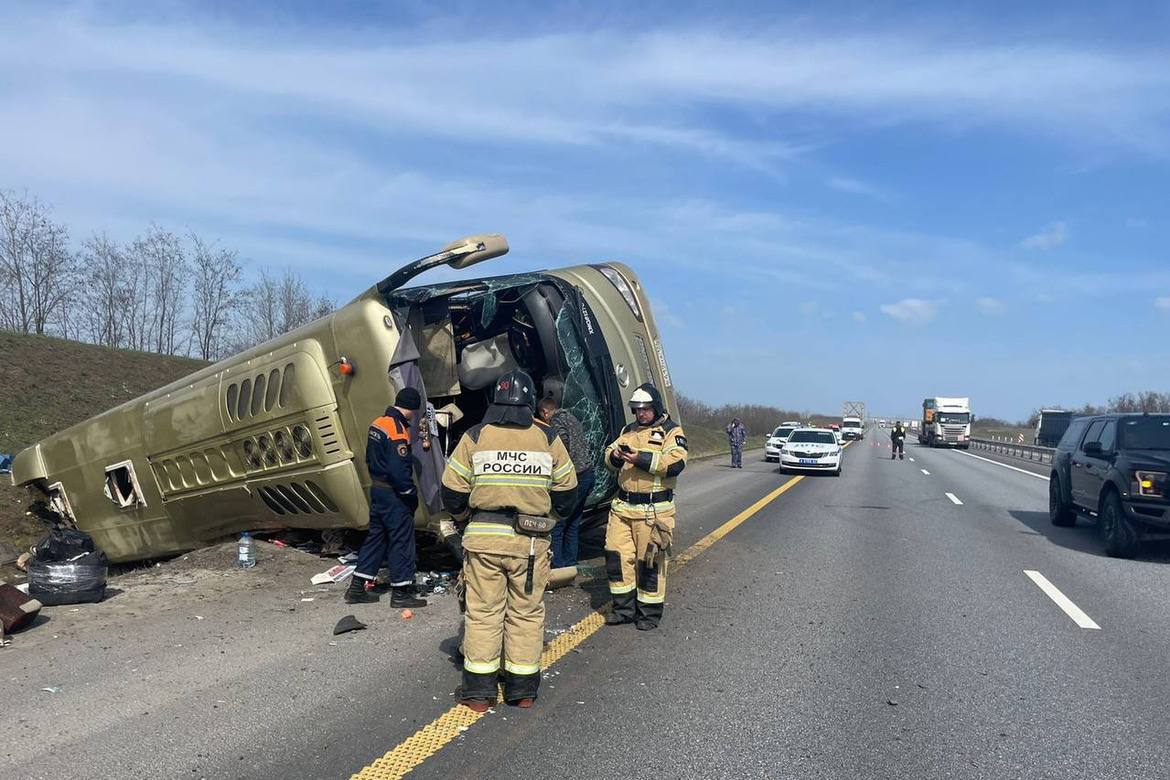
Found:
[344,388,428,608]
[604,383,687,630]
[891,420,907,460]
[441,370,578,712]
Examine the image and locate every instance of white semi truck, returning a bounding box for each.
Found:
[919,397,972,448]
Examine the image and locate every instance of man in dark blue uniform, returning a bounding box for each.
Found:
[344,387,428,607]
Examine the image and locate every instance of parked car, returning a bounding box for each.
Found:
[1049,413,1170,557]
[765,425,800,462]
[841,417,864,440]
[779,428,842,476]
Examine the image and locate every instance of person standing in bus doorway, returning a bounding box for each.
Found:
[535,396,596,569]
[726,417,747,468]
[604,384,687,630]
[344,388,428,608]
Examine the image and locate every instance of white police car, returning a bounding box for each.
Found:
[764,424,799,462]
[779,428,843,476]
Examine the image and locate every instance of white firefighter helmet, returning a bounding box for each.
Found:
[628,383,664,416]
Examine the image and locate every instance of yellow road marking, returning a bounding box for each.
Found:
[351,465,820,779]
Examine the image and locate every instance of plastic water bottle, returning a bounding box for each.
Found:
[237,532,256,569]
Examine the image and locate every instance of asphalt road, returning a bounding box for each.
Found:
[4,436,1170,779]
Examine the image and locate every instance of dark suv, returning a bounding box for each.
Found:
[1049,413,1170,557]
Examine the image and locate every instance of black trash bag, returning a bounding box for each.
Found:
[32,527,96,563]
[28,550,108,606]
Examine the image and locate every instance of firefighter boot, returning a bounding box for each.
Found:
[390,586,427,608]
[344,577,379,604]
[606,592,636,625]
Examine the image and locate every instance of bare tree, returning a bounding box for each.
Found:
[237,267,333,348]
[189,233,242,360]
[81,234,131,347]
[122,226,188,354]
[0,191,78,335]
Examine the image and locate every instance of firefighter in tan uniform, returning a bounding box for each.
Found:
[441,370,578,712]
[604,383,687,630]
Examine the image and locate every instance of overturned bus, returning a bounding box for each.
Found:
[9,235,678,562]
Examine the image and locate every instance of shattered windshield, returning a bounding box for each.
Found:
[555,298,612,503]
[392,272,616,505]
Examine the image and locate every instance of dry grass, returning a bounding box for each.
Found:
[0,332,208,577]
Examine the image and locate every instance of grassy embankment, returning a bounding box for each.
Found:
[0,332,208,572]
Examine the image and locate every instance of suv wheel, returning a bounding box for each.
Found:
[1099,489,1140,559]
[1048,476,1075,527]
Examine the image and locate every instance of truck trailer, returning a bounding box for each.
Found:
[1034,409,1074,447]
[919,397,972,448]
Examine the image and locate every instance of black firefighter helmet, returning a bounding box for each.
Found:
[628,382,665,418]
[492,369,537,410]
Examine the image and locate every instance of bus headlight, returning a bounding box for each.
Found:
[595,265,643,321]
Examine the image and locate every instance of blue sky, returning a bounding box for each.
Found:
[2,1,1169,420]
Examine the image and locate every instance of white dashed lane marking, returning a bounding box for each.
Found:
[956,450,1049,481]
[920,468,930,475]
[946,492,963,505]
[1024,570,1101,630]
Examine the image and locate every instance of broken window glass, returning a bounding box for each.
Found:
[554,301,613,504]
[103,461,146,509]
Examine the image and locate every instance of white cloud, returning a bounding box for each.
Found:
[0,7,1163,312]
[1020,221,1068,250]
[1156,296,1170,311]
[651,298,685,328]
[3,9,1170,165]
[880,298,938,325]
[827,177,888,200]
[852,311,867,323]
[976,297,1005,315]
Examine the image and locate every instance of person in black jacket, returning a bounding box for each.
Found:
[345,388,427,607]
[891,421,907,460]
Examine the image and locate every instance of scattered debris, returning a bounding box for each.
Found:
[300,598,315,602]
[338,552,359,565]
[1,582,43,633]
[887,699,898,706]
[16,552,32,572]
[311,565,355,586]
[333,615,367,635]
[41,687,61,694]
[415,571,456,596]
[401,609,413,620]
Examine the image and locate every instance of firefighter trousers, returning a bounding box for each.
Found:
[461,548,549,702]
[605,510,669,626]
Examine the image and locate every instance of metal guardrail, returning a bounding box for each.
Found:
[969,437,1055,464]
